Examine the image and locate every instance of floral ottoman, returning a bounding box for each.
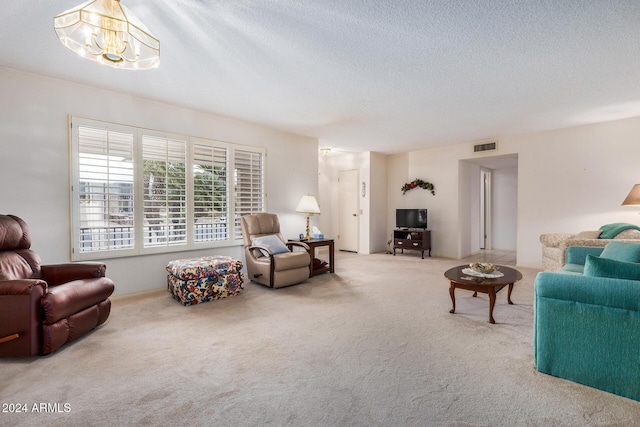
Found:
[166,256,244,306]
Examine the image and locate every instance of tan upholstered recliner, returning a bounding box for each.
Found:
[240,213,311,288]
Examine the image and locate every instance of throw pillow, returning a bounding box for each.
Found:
[600,241,640,263]
[584,255,640,281]
[574,230,602,239]
[251,235,290,257]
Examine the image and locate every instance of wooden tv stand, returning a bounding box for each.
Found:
[393,229,431,259]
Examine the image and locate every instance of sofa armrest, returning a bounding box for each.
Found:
[41,263,106,287]
[564,246,604,265]
[540,233,575,248]
[535,272,640,311]
[534,272,640,401]
[0,279,47,296]
[248,245,272,259]
[287,241,310,251]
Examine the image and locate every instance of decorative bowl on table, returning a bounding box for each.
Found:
[461,262,504,278]
[469,262,497,274]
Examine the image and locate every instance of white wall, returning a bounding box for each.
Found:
[317,153,356,243]
[515,119,640,267]
[0,67,318,295]
[386,117,640,268]
[459,157,518,255]
[492,166,518,250]
[318,151,387,254]
[368,152,388,253]
[386,153,408,250]
[458,161,481,258]
[387,146,455,258]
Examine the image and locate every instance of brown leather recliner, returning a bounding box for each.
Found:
[0,214,115,356]
[240,213,311,288]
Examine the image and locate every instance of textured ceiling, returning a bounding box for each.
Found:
[2,1,640,154]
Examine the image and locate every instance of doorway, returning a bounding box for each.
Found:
[338,169,359,252]
[459,154,518,259]
[480,168,492,250]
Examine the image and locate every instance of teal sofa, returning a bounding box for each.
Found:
[534,242,640,402]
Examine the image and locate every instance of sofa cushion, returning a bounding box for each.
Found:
[0,252,36,281]
[273,250,311,271]
[558,263,585,275]
[600,241,640,263]
[565,245,605,265]
[575,230,602,239]
[583,255,640,281]
[252,235,290,256]
[42,278,115,324]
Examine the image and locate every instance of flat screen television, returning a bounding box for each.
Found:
[396,209,427,229]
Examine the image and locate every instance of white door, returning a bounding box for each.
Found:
[480,168,492,250]
[338,169,359,252]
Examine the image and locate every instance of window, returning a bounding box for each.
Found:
[70,117,265,260]
[234,149,265,238]
[192,139,228,242]
[141,133,187,248]
[75,123,135,255]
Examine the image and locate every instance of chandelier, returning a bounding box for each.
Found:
[54,0,160,70]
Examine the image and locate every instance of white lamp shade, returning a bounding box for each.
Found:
[296,195,320,214]
[622,184,640,206]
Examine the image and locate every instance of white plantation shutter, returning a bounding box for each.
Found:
[234,149,265,238]
[192,140,228,242]
[75,123,135,254]
[142,134,187,247]
[70,117,266,259]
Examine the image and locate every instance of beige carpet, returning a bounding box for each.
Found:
[2,253,640,427]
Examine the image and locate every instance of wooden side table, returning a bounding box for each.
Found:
[289,238,335,277]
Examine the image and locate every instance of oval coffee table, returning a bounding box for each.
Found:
[444,265,522,324]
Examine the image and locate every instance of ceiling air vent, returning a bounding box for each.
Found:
[473,142,497,153]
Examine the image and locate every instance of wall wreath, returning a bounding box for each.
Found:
[401,178,435,195]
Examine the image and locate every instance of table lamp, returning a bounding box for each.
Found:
[622,184,640,207]
[296,195,320,240]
